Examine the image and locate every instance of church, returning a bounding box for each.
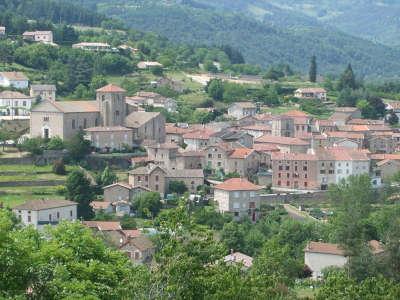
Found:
[30,84,166,150]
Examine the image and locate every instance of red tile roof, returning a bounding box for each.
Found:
[183,128,215,140]
[83,221,122,231]
[255,135,310,146]
[326,131,364,139]
[305,241,345,256]
[90,201,112,210]
[283,110,309,118]
[215,178,263,191]
[229,148,255,159]
[252,144,280,152]
[271,152,318,161]
[96,84,126,93]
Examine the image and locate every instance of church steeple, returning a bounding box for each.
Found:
[96,84,126,127]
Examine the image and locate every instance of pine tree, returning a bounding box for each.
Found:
[309,55,317,83]
[338,63,357,90]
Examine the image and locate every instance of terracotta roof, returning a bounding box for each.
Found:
[0,72,28,81]
[85,126,131,132]
[224,252,253,268]
[240,125,272,131]
[370,154,400,161]
[376,159,400,167]
[13,199,77,210]
[90,201,112,210]
[253,113,273,121]
[51,100,99,113]
[318,147,370,161]
[131,156,151,163]
[122,229,141,239]
[229,148,255,159]
[347,119,384,125]
[316,119,335,126]
[215,178,263,191]
[369,240,385,254]
[252,144,280,152]
[255,135,310,146]
[326,131,364,139]
[0,91,31,99]
[305,241,345,256]
[282,110,309,118]
[165,124,194,135]
[96,84,126,93]
[183,128,215,140]
[83,221,122,231]
[103,182,132,190]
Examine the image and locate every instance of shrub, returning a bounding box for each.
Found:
[52,159,66,175]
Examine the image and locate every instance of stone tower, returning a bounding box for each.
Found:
[271,115,294,137]
[96,84,127,127]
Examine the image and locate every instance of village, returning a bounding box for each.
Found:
[1,19,400,298]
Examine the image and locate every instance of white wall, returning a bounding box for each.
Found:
[305,252,348,279]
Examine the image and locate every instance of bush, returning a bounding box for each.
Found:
[52,159,66,175]
[55,185,67,196]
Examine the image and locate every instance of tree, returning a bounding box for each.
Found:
[66,170,94,220]
[221,221,245,252]
[338,63,357,90]
[168,180,188,194]
[388,111,399,125]
[97,166,118,187]
[66,130,91,162]
[132,192,162,218]
[46,136,65,150]
[206,79,224,101]
[52,159,66,175]
[18,137,44,155]
[309,55,317,83]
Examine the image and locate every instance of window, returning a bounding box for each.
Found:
[138,176,141,181]
[233,202,240,209]
[27,215,31,222]
[72,119,76,129]
[295,166,298,171]
[155,184,159,191]
[320,170,325,174]
[49,214,52,221]
[145,176,148,181]
[279,165,283,171]
[218,154,222,158]
[23,101,26,106]
[70,210,73,217]
[116,110,120,116]
[286,181,290,186]
[134,252,140,260]
[217,162,222,167]
[304,174,308,178]
[155,175,159,181]
[102,95,105,101]
[287,173,290,178]
[304,182,308,187]
[57,212,60,219]
[278,173,281,178]
[329,170,334,174]
[43,116,49,122]
[303,166,307,171]
[285,165,290,171]
[95,118,99,126]
[234,212,239,217]
[277,180,281,186]
[83,119,87,129]
[234,192,240,198]
[208,154,212,158]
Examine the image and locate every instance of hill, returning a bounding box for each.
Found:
[72,0,400,78]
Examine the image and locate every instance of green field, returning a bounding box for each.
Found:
[0,186,65,208]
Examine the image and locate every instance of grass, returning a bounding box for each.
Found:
[166,71,203,91]
[295,287,318,299]
[0,186,65,208]
[179,91,208,107]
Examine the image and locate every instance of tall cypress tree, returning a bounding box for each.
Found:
[309,55,317,83]
[338,63,357,90]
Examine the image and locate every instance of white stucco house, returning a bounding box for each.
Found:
[13,199,78,230]
[0,72,29,89]
[0,91,33,116]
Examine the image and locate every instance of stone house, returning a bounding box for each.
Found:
[374,159,400,182]
[0,91,32,116]
[176,150,205,169]
[255,135,310,153]
[125,111,166,144]
[368,132,395,154]
[271,115,295,137]
[325,132,365,149]
[329,107,362,126]
[227,102,257,120]
[22,31,53,43]
[13,199,77,230]
[252,144,280,169]
[128,164,167,195]
[120,235,155,264]
[0,72,29,89]
[166,169,204,194]
[294,88,327,101]
[30,84,56,101]
[90,201,114,214]
[214,178,263,221]
[84,126,133,151]
[271,152,319,191]
[224,251,253,269]
[314,119,337,133]
[135,91,177,112]
[103,182,132,203]
[183,128,215,150]
[210,130,254,148]
[226,148,260,177]
[165,123,194,145]
[145,142,179,169]
[205,143,237,174]
[239,125,272,139]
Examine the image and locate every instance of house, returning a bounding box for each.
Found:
[166,169,204,193]
[134,91,177,112]
[227,102,257,120]
[294,88,327,101]
[90,201,113,214]
[325,131,365,149]
[227,148,260,177]
[128,164,167,195]
[224,251,253,269]
[329,107,362,126]
[103,182,132,203]
[13,199,77,230]
[0,26,5,35]
[252,144,280,169]
[271,152,319,191]
[125,111,166,144]
[210,131,254,148]
[305,240,384,279]
[131,185,152,199]
[368,132,395,154]
[145,142,180,169]
[0,91,33,116]
[239,125,272,139]
[112,200,131,216]
[137,61,163,69]
[165,123,195,145]
[120,235,155,264]
[30,84,56,101]
[84,126,133,151]
[255,135,310,153]
[271,115,295,137]
[83,221,122,231]
[374,159,400,182]
[183,128,215,150]
[0,72,29,89]
[176,150,205,170]
[72,42,116,52]
[214,178,263,221]
[314,119,337,133]
[23,31,53,43]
